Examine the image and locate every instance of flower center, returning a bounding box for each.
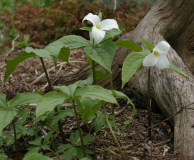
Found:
[96,25,101,30]
[154,50,159,56]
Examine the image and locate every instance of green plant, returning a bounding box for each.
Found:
[2,12,137,159]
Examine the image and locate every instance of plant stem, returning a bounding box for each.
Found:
[40,57,67,143]
[91,39,96,85]
[110,74,114,114]
[147,67,151,138]
[102,103,126,160]
[72,100,86,157]
[40,57,53,90]
[12,120,19,160]
[92,60,96,85]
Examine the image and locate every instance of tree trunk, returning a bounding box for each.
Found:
[31,0,194,156]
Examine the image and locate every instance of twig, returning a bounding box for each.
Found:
[6,34,20,56]
[30,60,86,85]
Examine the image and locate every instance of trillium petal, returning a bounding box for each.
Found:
[92,26,105,44]
[82,13,100,26]
[155,54,170,69]
[143,52,159,67]
[99,19,119,31]
[154,41,170,54]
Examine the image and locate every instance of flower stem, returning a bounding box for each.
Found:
[102,102,126,160]
[72,100,86,157]
[40,57,67,144]
[147,67,151,138]
[110,74,114,114]
[92,60,96,85]
[12,120,19,160]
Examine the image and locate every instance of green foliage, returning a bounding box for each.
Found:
[74,85,119,105]
[51,109,74,126]
[101,29,123,43]
[122,49,150,87]
[0,92,41,136]
[169,63,189,80]
[92,111,120,133]
[14,35,31,47]
[115,39,142,52]
[23,153,52,160]
[56,130,95,160]
[4,52,35,82]
[141,38,155,51]
[4,41,70,82]
[84,41,116,73]
[58,35,91,50]
[36,92,68,117]
[78,98,102,121]
[0,149,7,160]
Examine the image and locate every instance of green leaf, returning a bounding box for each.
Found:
[141,39,155,51]
[4,52,36,82]
[8,92,42,109]
[23,153,52,160]
[26,40,67,66]
[16,125,27,135]
[27,129,40,136]
[101,29,122,43]
[0,93,8,109]
[74,85,118,105]
[84,41,116,73]
[78,98,102,121]
[70,130,80,145]
[28,137,42,146]
[58,35,90,49]
[62,147,77,160]
[51,109,74,126]
[111,90,136,117]
[77,147,93,159]
[77,134,96,146]
[98,12,102,20]
[57,46,70,62]
[0,109,17,136]
[79,27,92,32]
[36,92,68,118]
[85,54,93,67]
[91,112,106,132]
[123,120,131,125]
[122,50,150,88]
[25,147,41,157]
[170,63,189,80]
[115,39,142,52]
[56,144,72,154]
[54,81,81,98]
[17,109,31,117]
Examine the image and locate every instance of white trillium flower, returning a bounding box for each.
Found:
[82,13,119,44]
[143,41,171,69]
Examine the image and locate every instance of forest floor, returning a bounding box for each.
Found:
[0,48,177,160]
[0,0,183,159]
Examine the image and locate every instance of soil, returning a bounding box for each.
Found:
[0,48,177,160]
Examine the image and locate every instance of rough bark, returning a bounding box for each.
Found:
[31,0,194,156]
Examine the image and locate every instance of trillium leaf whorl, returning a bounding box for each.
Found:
[143,41,170,69]
[83,13,119,44]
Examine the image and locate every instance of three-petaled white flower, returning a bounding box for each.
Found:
[143,41,170,69]
[82,13,119,44]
